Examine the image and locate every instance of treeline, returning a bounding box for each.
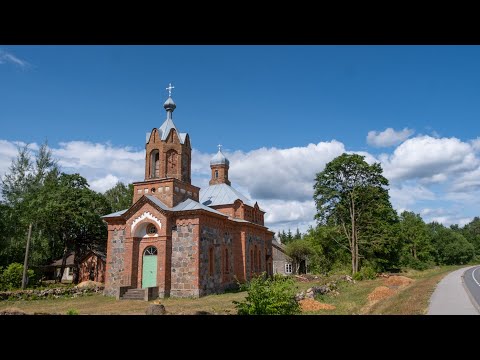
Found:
[0,144,133,283]
[280,153,480,277]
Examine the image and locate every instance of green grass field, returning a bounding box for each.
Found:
[0,265,465,315]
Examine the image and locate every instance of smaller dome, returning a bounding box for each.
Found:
[163,96,176,111]
[210,149,229,166]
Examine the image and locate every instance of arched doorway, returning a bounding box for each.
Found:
[142,246,158,288]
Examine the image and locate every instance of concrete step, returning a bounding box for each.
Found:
[121,288,146,300]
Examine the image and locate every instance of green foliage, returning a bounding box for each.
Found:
[0,143,111,282]
[104,182,133,212]
[429,225,475,265]
[313,153,397,274]
[352,266,376,281]
[66,308,79,315]
[399,211,433,266]
[234,274,300,315]
[0,262,34,290]
[285,240,312,274]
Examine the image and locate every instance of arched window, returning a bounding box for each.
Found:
[253,245,258,273]
[215,169,219,179]
[150,150,160,178]
[144,246,158,256]
[224,248,229,274]
[209,247,215,276]
[250,249,254,273]
[166,150,178,177]
[258,249,262,272]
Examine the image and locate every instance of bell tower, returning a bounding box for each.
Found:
[144,83,191,183]
[132,83,199,207]
[209,145,231,186]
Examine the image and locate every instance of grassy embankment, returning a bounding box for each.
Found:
[0,265,467,315]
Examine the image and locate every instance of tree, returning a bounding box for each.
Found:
[399,211,433,268]
[293,228,302,241]
[313,153,396,275]
[285,239,312,274]
[104,182,134,212]
[428,224,475,265]
[462,217,480,257]
[30,173,110,283]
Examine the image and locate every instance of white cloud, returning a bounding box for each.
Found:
[367,127,414,147]
[380,136,478,182]
[0,49,30,68]
[228,141,346,201]
[1,134,480,231]
[389,184,436,210]
[90,174,120,193]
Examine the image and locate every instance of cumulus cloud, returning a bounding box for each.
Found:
[1,134,480,231]
[0,49,30,68]
[380,136,478,182]
[420,208,472,227]
[367,127,414,147]
[228,141,346,202]
[389,184,436,210]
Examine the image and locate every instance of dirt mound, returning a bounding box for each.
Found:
[299,298,336,311]
[76,280,103,289]
[0,307,27,315]
[368,286,396,302]
[383,276,413,287]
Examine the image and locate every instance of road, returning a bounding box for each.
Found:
[462,265,480,313]
[428,265,480,315]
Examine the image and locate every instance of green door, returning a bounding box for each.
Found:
[142,246,157,288]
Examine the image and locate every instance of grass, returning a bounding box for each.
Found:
[0,265,467,315]
[0,290,247,315]
[367,265,464,315]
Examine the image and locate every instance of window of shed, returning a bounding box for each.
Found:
[285,263,292,274]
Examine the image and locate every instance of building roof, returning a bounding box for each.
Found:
[171,197,226,216]
[50,253,75,267]
[210,148,229,166]
[272,239,286,251]
[102,209,128,218]
[199,183,252,207]
[103,195,228,219]
[157,117,186,144]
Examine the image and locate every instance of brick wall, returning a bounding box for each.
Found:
[170,219,199,297]
[104,226,126,296]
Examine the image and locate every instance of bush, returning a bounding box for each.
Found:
[407,258,433,271]
[0,263,35,290]
[233,273,301,315]
[353,266,377,281]
[66,308,79,315]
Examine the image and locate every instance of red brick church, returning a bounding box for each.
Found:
[102,85,274,299]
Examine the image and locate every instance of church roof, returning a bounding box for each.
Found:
[157,118,187,144]
[199,183,252,207]
[171,197,226,216]
[102,195,227,219]
[102,209,128,218]
[210,148,229,166]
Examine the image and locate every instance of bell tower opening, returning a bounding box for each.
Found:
[150,150,160,178]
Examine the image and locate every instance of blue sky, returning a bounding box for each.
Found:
[1,45,480,233]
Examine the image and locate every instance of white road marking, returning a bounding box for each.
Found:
[473,267,480,287]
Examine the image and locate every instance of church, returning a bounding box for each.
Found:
[102,85,275,299]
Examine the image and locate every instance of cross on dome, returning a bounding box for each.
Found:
[166,83,175,97]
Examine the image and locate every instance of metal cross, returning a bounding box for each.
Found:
[218,144,222,152]
[166,83,175,97]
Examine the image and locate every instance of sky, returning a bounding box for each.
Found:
[1,45,480,234]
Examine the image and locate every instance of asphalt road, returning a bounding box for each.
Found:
[428,265,479,315]
[463,265,480,313]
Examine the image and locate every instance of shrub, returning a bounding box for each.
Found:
[1,263,35,290]
[233,273,300,315]
[353,266,377,281]
[66,309,79,315]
